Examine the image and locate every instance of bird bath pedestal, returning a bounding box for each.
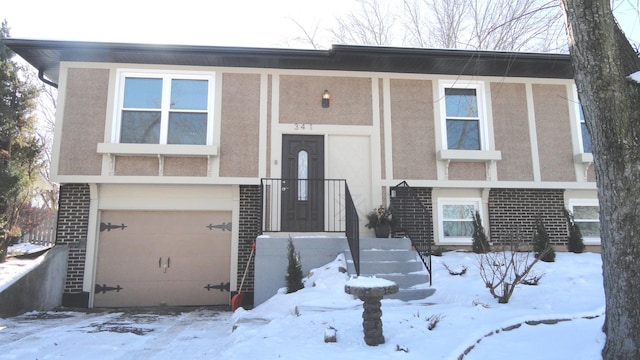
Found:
[344,277,399,346]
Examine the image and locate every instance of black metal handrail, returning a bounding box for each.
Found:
[390,181,432,285]
[344,183,360,276]
[260,178,360,276]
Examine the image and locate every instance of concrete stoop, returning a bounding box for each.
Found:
[344,237,435,301]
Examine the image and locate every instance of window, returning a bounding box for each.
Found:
[578,105,592,153]
[569,200,600,243]
[440,81,487,150]
[438,200,480,243]
[116,71,214,145]
[297,150,308,201]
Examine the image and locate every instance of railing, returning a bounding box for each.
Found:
[344,183,360,276]
[390,181,432,285]
[260,178,360,275]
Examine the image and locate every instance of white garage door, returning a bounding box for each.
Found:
[94,211,232,307]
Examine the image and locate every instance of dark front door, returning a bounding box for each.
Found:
[281,135,324,231]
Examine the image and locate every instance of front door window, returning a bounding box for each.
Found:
[298,150,308,201]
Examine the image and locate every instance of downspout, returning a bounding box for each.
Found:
[38,69,58,89]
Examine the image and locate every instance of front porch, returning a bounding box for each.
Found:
[251,179,435,306]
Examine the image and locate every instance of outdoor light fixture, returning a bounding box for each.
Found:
[322,90,331,108]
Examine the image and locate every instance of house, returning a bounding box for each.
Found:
[5,39,599,309]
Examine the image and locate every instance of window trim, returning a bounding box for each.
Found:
[575,102,591,154]
[437,198,482,244]
[568,199,600,245]
[439,80,489,151]
[113,69,215,146]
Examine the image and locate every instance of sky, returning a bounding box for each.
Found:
[1,247,606,359]
[2,0,639,50]
[2,0,355,48]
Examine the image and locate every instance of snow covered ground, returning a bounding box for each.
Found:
[0,249,605,359]
[0,243,51,292]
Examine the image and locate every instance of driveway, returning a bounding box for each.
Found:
[0,306,233,359]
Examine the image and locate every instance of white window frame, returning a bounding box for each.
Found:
[439,80,489,151]
[575,102,591,154]
[437,198,482,244]
[113,69,215,145]
[568,199,600,245]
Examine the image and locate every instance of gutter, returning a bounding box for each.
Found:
[38,69,58,89]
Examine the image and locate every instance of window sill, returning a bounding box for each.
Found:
[438,149,501,180]
[574,152,593,164]
[438,239,473,245]
[438,149,502,162]
[97,143,219,157]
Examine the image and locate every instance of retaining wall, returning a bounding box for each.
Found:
[0,245,69,318]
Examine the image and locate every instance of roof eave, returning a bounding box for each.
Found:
[3,39,574,83]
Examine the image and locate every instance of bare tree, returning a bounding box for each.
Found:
[291,0,567,51]
[285,18,325,50]
[23,67,58,211]
[289,0,636,52]
[477,237,550,304]
[559,0,640,358]
[403,0,470,48]
[331,0,398,46]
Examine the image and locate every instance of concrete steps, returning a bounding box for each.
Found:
[344,237,435,301]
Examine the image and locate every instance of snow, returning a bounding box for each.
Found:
[0,243,50,292]
[345,275,397,288]
[628,71,640,83]
[0,250,605,359]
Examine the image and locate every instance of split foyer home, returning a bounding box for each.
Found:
[5,39,600,309]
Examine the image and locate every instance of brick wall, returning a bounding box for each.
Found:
[55,183,90,306]
[488,188,567,246]
[390,184,434,253]
[237,185,261,301]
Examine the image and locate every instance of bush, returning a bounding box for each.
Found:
[285,238,304,293]
[472,211,491,254]
[478,234,549,303]
[532,216,555,262]
[564,209,586,253]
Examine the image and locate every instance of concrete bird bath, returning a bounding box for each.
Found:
[345,276,399,346]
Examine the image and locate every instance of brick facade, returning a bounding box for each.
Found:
[236,185,262,305]
[488,188,567,246]
[390,184,434,253]
[55,183,91,307]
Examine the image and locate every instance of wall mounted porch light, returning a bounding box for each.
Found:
[322,90,331,108]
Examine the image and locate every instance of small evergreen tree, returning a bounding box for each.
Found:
[285,238,304,293]
[564,209,585,253]
[532,216,555,262]
[0,21,42,262]
[471,211,491,254]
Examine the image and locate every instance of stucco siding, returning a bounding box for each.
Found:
[164,157,208,177]
[448,162,486,180]
[114,156,158,176]
[491,82,534,181]
[390,79,436,180]
[58,68,108,176]
[220,73,261,177]
[279,75,372,125]
[532,84,575,182]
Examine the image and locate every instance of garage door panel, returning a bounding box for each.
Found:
[95,210,232,307]
[96,255,162,282]
[94,280,229,307]
[164,255,230,281]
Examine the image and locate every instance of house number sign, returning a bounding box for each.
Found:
[293,123,312,131]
